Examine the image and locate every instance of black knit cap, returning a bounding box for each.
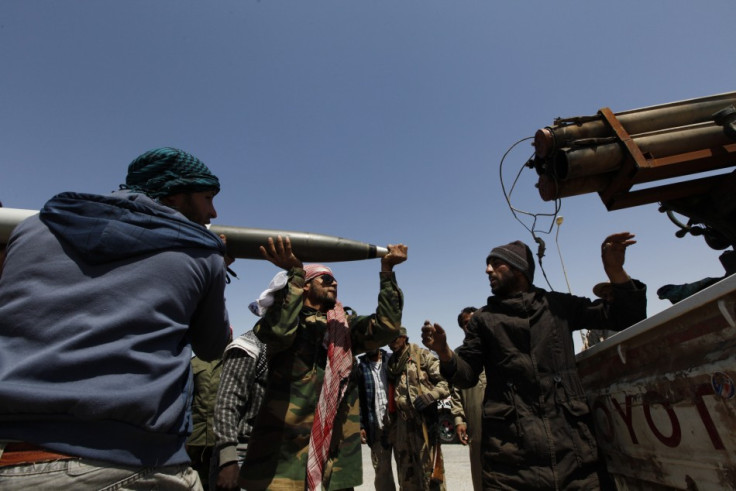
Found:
[487,240,535,284]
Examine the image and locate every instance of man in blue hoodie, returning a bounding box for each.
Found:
[0,147,231,490]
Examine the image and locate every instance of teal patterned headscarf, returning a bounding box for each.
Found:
[122,147,220,198]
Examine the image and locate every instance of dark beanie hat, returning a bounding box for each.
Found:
[123,147,220,199]
[487,240,535,284]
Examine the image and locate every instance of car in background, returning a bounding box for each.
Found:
[437,396,459,444]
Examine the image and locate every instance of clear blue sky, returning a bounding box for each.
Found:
[2,1,734,351]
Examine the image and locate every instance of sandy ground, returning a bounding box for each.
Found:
[356,442,474,491]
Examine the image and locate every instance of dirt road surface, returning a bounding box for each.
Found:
[356,442,474,490]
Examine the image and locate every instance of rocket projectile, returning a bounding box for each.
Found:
[0,208,388,262]
[210,224,388,262]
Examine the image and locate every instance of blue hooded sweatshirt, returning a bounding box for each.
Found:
[0,191,230,466]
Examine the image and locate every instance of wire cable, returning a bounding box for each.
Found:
[554,216,587,348]
[499,139,594,350]
[499,137,562,291]
[554,217,571,293]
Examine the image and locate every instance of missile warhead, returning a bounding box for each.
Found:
[0,208,388,262]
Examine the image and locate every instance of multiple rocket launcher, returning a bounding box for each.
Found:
[0,208,388,262]
[531,91,736,210]
[529,90,736,252]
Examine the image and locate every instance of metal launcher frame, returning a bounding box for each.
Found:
[595,107,736,212]
[532,92,736,254]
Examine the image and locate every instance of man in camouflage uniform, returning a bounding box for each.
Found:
[240,236,408,490]
[386,327,450,491]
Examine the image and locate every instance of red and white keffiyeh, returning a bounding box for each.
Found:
[304,264,353,491]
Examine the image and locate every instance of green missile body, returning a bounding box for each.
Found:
[210,225,388,261]
[0,208,388,262]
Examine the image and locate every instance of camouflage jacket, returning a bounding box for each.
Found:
[387,343,450,422]
[240,267,404,490]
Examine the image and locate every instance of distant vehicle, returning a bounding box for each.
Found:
[437,396,459,444]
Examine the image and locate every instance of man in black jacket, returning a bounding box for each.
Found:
[421,232,647,490]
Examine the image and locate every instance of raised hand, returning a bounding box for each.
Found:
[381,243,408,272]
[601,232,636,283]
[259,235,303,271]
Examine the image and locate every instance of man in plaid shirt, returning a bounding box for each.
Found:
[211,330,268,490]
[358,348,396,490]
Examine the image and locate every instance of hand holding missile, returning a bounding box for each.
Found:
[260,235,303,271]
[601,232,636,284]
[381,243,408,272]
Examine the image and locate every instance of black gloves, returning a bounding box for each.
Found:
[413,392,436,411]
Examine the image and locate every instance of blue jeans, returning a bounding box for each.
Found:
[0,458,202,490]
[370,427,396,491]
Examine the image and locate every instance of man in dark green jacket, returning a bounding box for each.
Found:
[422,233,647,490]
[186,355,223,490]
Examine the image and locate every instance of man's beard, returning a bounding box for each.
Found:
[319,295,337,311]
[491,276,513,297]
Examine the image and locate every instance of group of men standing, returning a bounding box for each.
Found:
[358,325,454,491]
[0,147,647,490]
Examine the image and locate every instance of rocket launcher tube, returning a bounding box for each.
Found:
[535,91,736,158]
[553,122,733,181]
[0,208,388,262]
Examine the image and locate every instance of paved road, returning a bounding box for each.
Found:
[356,443,474,490]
